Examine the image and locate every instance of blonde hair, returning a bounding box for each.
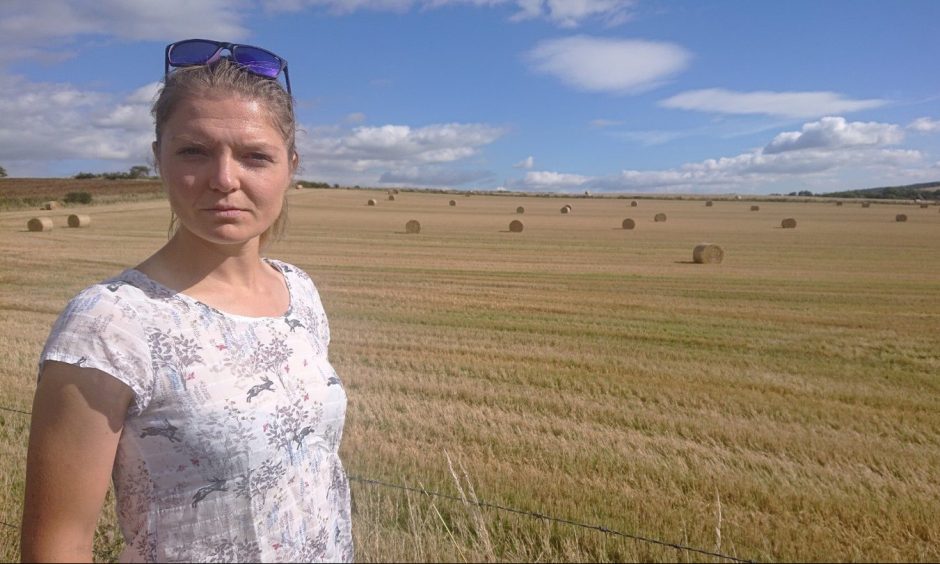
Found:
[152,58,297,248]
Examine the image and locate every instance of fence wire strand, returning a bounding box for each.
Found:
[348,474,753,563]
[0,403,755,562]
[0,405,31,417]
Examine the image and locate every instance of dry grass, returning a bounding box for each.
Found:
[1,188,939,562]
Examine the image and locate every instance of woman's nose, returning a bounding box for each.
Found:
[208,154,239,193]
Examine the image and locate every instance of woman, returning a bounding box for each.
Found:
[21,40,353,562]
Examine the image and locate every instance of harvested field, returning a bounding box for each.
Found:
[1,188,939,562]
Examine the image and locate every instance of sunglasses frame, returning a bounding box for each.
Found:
[164,39,292,95]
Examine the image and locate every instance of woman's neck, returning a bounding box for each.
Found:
[137,229,268,295]
[136,228,289,318]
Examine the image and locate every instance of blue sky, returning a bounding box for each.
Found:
[1,0,938,194]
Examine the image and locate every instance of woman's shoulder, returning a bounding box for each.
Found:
[267,258,317,289]
[60,269,176,318]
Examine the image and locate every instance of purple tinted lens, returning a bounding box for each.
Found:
[233,46,282,78]
[169,40,221,65]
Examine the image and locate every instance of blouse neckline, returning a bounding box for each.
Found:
[125,258,295,322]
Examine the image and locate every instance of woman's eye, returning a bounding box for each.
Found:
[247,153,274,163]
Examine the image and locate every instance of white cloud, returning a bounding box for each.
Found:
[908,117,940,133]
[585,146,923,193]
[261,0,635,26]
[0,64,504,184]
[659,88,887,119]
[525,36,691,94]
[513,156,535,169]
[0,75,154,165]
[589,119,623,128]
[344,112,367,124]
[515,170,590,189]
[764,117,903,154]
[611,129,688,145]
[0,0,249,65]
[509,0,635,27]
[378,167,494,186]
[298,121,506,182]
[511,116,927,193]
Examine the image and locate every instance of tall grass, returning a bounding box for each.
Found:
[0,190,938,561]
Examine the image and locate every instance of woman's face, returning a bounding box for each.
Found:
[155,92,294,248]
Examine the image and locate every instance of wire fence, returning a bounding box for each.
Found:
[0,402,754,562]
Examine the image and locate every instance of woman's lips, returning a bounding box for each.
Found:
[204,207,245,218]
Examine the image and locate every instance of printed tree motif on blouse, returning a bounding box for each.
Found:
[191,477,228,508]
[264,397,323,464]
[149,331,205,390]
[234,458,287,505]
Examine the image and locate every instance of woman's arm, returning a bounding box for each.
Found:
[20,360,134,563]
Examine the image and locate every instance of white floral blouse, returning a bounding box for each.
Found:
[39,259,353,563]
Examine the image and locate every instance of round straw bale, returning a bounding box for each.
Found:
[861,202,871,208]
[67,214,91,228]
[392,189,400,194]
[388,194,396,201]
[560,205,571,214]
[405,219,421,234]
[920,204,929,209]
[836,201,843,206]
[27,217,53,232]
[622,218,636,230]
[750,205,760,211]
[895,214,907,222]
[449,200,457,206]
[630,200,638,207]
[509,220,524,233]
[367,198,377,206]
[653,213,667,222]
[705,200,713,207]
[41,201,60,210]
[781,218,797,229]
[693,243,724,264]
[516,206,525,214]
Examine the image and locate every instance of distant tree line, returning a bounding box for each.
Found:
[296,180,341,189]
[74,165,154,180]
[792,181,940,200]
[0,165,7,178]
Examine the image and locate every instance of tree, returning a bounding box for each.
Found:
[0,165,7,178]
[128,165,150,179]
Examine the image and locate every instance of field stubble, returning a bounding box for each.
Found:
[1,188,938,562]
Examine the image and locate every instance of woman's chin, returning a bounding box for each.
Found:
[176,224,264,248]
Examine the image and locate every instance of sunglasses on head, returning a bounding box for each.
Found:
[164,39,292,95]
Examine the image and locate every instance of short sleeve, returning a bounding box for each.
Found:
[39,284,154,416]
